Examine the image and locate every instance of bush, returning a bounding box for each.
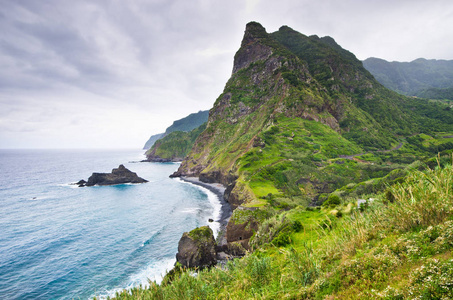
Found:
[385,189,395,203]
[323,194,341,207]
[272,231,291,246]
[293,220,303,232]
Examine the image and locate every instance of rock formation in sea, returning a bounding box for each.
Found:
[175,226,217,269]
[77,165,148,187]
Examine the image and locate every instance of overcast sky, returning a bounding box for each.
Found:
[1,0,452,149]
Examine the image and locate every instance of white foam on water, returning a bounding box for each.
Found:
[179,208,200,214]
[57,183,80,189]
[203,187,222,238]
[92,258,176,300]
[175,178,222,238]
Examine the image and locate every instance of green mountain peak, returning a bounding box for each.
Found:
[173,22,453,215]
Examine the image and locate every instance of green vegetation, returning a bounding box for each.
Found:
[109,160,453,299]
[164,110,209,135]
[143,110,209,149]
[363,57,453,97]
[188,226,213,241]
[146,123,206,161]
[417,87,453,100]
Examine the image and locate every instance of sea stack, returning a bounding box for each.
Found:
[176,226,217,269]
[77,164,148,187]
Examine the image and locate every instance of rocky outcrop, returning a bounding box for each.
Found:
[232,22,273,74]
[225,207,264,250]
[77,165,148,187]
[176,226,217,269]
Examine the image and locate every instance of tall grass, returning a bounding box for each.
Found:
[110,162,453,299]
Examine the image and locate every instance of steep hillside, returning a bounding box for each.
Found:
[363,57,453,97]
[143,133,164,150]
[143,110,209,149]
[173,22,453,208]
[145,123,206,162]
[164,110,209,134]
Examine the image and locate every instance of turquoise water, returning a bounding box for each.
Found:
[0,149,220,299]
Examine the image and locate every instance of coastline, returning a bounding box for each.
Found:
[177,176,232,246]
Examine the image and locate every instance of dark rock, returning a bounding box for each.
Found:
[146,156,173,163]
[176,226,216,269]
[224,182,236,203]
[199,171,237,187]
[76,179,87,187]
[169,172,181,178]
[216,241,247,258]
[81,165,148,186]
[226,208,264,250]
[226,241,248,257]
[208,218,214,223]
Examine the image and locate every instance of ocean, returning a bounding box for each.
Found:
[0,149,221,299]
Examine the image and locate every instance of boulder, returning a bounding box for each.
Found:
[176,226,216,269]
[78,164,148,186]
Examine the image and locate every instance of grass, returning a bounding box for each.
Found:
[106,159,453,299]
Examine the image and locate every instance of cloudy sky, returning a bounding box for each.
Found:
[1,0,452,149]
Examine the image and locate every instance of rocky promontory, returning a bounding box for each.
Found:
[76,164,148,187]
[176,226,217,269]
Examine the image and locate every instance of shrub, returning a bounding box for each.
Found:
[406,258,453,298]
[293,220,303,232]
[323,194,342,207]
[384,189,395,203]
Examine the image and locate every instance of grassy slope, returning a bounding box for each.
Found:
[110,161,453,299]
[146,124,206,160]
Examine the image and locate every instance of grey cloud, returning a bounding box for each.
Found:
[1,0,453,148]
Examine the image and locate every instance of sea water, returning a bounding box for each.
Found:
[0,149,221,299]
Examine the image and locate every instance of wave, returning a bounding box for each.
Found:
[175,179,222,238]
[91,258,176,300]
[140,226,167,248]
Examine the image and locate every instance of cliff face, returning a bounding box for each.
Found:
[173,22,391,183]
[143,133,164,150]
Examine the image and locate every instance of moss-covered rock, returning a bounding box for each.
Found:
[175,226,216,269]
[226,208,270,247]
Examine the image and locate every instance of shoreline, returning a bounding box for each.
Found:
[177,176,232,246]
